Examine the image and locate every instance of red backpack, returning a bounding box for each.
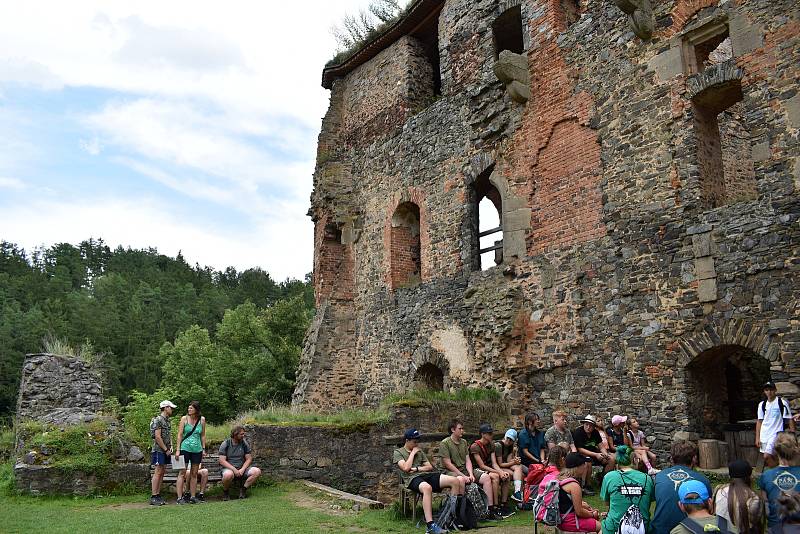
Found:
[519,464,559,510]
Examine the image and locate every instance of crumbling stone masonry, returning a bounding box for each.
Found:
[294,0,800,455]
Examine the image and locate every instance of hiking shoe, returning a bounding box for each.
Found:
[189,496,201,504]
[511,490,523,502]
[648,468,661,476]
[426,523,448,534]
[498,507,516,518]
[155,495,167,506]
[149,496,162,506]
[222,490,230,501]
[197,492,205,502]
[182,492,190,501]
[239,487,247,499]
[176,497,188,505]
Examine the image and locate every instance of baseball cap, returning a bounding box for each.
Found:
[159,400,177,409]
[678,480,710,504]
[611,415,628,426]
[404,428,421,441]
[504,429,518,441]
[728,459,752,480]
[479,423,494,434]
[565,452,587,469]
[763,381,777,390]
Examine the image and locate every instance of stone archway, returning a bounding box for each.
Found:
[411,349,450,391]
[676,319,780,439]
[414,363,444,391]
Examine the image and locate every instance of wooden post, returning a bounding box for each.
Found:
[699,439,720,469]
[717,440,729,467]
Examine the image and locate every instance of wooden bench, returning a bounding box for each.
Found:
[150,454,224,484]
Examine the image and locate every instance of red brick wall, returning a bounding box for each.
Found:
[383,189,429,289]
[693,105,726,208]
[390,221,421,289]
[313,216,354,306]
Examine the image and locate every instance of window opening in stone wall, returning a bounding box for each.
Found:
[562,0,580,27]
[471,166,503,270]
[692,79,756,209]
[685,345,771,440]
[413,362,444,391]
[390,202,422,289]
[492,5,525,58]
[323,222,342,244]
[683,20,731,75]
[411,8,442,96]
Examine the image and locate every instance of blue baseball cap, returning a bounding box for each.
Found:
[678,480,710,504]
[504,429,518,441]
[404,428,421,441]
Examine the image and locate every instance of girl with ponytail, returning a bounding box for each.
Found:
[713,459,764,534]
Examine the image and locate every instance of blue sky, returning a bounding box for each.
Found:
[0,0,372,281]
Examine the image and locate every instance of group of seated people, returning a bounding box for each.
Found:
[394,410,800,534]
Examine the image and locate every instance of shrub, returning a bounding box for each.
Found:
[20,421,115,475]
[122,388,176,450]
[0,426,14,462]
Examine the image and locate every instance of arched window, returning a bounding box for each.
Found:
[390,202,422,288]
[470,166,503,270]
[493,5,525,58]
[414,363,444,391]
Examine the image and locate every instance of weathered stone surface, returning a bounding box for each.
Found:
[16,354,103,426]
[493,51,529,85]
[14,463,149,496]
[506,80,531,103]
[297,0,800,457]
[127,446,144,463]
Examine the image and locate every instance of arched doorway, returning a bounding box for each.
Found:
[414,362,444,391]
[685,344,771,439]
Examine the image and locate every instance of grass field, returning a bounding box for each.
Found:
[0,479,608,534]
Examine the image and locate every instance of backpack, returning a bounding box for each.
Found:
[520,464,559,511]
[427,494,459,531]
[465,481,489,519]
[534,477,575,526]
[456,493,479,530]
[679,516,732,534]
[615,470,649,534]
[149,415,163,439]
[760,397,791,430]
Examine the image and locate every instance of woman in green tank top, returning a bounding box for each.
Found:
[176,401,206,504]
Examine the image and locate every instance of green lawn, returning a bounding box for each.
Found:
[0,481,608,534]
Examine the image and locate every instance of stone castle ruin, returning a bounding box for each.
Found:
[293,0,800,452]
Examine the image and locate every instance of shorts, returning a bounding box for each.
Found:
[222,466,257,478]
[181,450,203,465]
[560,512,599,532]
[474,468,488,482]
[408,473,442,494]
[151,451,172,466]
[760,437,777,455]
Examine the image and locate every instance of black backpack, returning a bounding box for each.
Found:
[679,516,732,534]
[456,494,478,530]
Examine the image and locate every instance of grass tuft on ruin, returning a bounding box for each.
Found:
[242,403,391,432]
[16,420,116,475]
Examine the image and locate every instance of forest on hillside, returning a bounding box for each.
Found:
[0,239,314,424]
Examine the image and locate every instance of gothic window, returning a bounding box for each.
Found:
[471,166,503,270]
[390,202,422,288]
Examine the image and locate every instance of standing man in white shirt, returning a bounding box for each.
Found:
[756,381,795,468]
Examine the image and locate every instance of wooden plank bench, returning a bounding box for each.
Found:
[150,454,224,484]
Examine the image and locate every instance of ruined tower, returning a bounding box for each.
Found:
[294,0,800,444]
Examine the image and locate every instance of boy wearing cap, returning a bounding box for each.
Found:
[149,400,176,506]
[494,428,524,504]
[652,441,713,534]
[394,428,464,534]
[757,381,795,468]
[470,423,513,519]
[670,480,739,534]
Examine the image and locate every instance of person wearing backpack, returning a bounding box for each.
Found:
[174,401,206,504]
[600,445,654,534]
[759,433,800,534]
[536,451,603,532]
[149,399,176,506]
[757,381,795,469]
[713,459,764,534]
[670,480,739,534]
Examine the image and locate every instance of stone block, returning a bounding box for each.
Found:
[504,230,526,260]
[694,257,716,280]
[507,80,531,104]
[493,51,529,85]
[786,94,800,129]
[752,141,771,162]
[692,233,717,258]
[729,12,764,57]
[648,46,683,81]
[698,278,717,303]
[673,431,700,442]
[776,382,799,396]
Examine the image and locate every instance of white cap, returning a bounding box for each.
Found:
[160,400,177,409]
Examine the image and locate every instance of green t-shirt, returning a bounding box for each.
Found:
[600,468,655,534]
[393,447,429,488]
[440,437,468,473]
[494,441,515,463]
[669,516,740,534]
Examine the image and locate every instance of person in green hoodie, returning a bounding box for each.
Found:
[600,445,654,534]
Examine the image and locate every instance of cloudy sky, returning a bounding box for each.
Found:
[0,0,375,281]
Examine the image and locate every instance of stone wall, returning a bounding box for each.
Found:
[14,463,149,496]
[16,353,103,426]
[296,0,800,459]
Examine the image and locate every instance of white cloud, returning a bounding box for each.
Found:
[80,137,102,155]
[0,58,63,90]
[0,196,313,280]
[0,177,26,190]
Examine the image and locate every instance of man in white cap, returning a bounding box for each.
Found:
[149,399,177,505]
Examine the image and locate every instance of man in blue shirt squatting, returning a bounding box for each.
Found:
[651,440,713,534]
